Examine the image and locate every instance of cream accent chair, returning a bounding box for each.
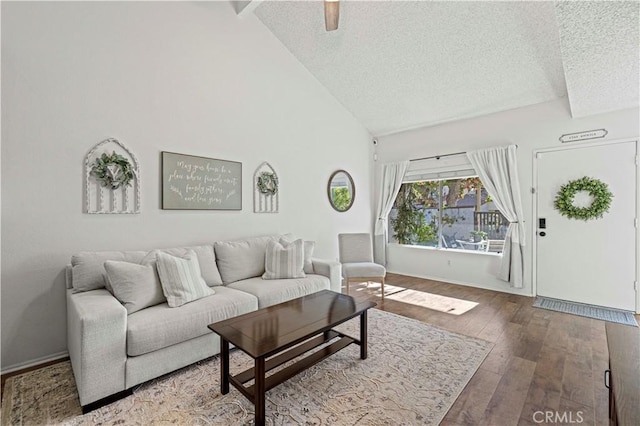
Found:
[338,233,386,298]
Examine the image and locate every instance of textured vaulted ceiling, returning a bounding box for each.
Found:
[253,1,639,136]
[555,1,639,118]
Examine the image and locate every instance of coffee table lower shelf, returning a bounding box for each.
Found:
[225,330,355,401]
[220,325,367,426]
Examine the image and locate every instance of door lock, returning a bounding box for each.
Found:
[539,231,546,237]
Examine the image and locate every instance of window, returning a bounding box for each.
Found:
[390,177,508,252]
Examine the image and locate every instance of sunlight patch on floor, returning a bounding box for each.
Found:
[352,283,404,296]
[386,288,479,315]
[350,282,478,315]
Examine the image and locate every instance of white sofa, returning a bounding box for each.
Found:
[65,234,341,411]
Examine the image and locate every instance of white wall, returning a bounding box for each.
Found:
[1,2,373,371]
[375,98,639,296]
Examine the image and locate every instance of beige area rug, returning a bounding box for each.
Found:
[2,309,492,425]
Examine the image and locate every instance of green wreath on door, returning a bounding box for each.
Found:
[553,176,613,221]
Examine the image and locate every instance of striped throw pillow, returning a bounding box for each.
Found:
[262,238,306,280]
[156,250,214,307]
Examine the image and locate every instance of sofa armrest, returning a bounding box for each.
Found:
[312,259,342,293]
[67,289,127,406]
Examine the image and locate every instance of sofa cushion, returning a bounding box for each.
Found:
[155,251,215,307]
[104,260,166,314]
[71,251,147,293]
[227,275,330,308]
[154,245,222,286]
[126,286,258,356]
[263,238,306,280]
[214,235,279,284]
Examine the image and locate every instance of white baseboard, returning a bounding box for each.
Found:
[386,269,534,298]
[1,351,69,375]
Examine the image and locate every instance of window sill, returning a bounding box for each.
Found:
[389,242,503,257]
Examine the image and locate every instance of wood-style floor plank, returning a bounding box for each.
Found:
[592,350,610,426]
[518,344,565,423]
[444,368,502,425]
[483,356,537,425]
[347,273,623,426]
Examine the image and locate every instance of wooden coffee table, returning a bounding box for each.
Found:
[208,289,376,426]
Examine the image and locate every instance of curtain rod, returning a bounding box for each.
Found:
[410,151,466,162]
[410,145,518,162]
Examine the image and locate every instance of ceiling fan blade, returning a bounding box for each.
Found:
[324,0,340,32]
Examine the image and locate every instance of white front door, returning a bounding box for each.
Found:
[535,141,637,311]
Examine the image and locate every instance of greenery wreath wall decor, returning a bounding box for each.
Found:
[253,162,279,213]
[553,176,613,221]
[90,151,135,190]
[257,171,279,195]
[85,138,140,214]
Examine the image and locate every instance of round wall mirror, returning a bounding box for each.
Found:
[327,170,355,212]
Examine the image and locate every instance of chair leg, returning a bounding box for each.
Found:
[381,277,385,300]
[345,278,349,295]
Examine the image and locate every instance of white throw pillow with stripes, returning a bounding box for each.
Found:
[156,250,215,307]
[262,238,306,280]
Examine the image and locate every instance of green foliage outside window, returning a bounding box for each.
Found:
[390,185,437,245]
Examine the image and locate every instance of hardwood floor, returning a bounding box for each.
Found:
[3,275,629,425]
[349,273,619,426]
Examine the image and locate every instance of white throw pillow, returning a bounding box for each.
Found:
[262,238,306,280]
[155,250,215,307]
[104,260,167,314]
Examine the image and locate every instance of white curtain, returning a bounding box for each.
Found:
[467,145,525,288]
[374,161,410,265]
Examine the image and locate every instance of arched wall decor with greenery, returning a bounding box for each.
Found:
[85,138,140,214]
[553,176,613,221]
[253,162,279,213]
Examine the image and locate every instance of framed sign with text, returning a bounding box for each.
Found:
[161,151,242,210]
[559,129,608,143]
